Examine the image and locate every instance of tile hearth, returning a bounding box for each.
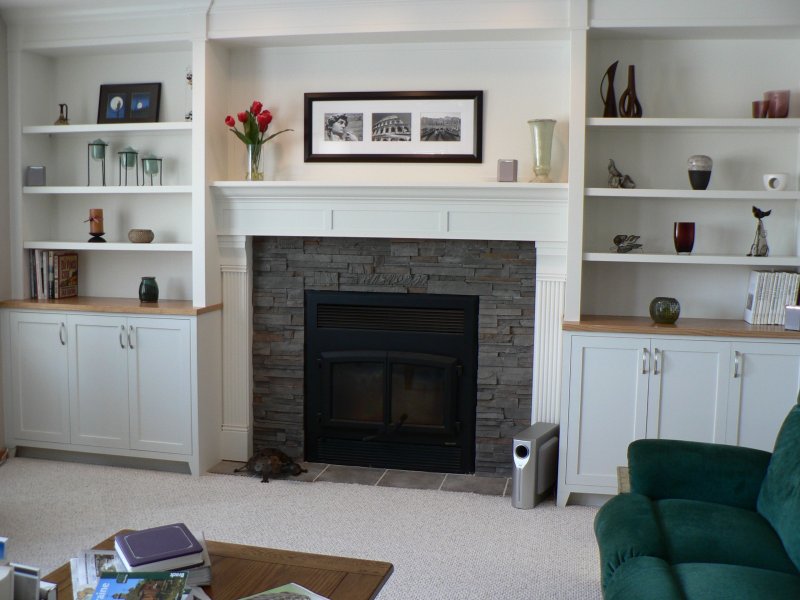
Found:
[209,461,512,497]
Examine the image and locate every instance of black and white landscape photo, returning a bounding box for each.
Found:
[421,112,461,141]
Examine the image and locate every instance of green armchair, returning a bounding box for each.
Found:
[594,404,800,600]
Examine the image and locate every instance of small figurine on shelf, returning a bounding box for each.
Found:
[611,234,643,253]
[747,206,771,257]
[54,103,69,125]
[85,208,105,243]
[608,159,636,188]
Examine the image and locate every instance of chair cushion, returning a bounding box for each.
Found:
[655,498,798,575]
[758,404,800,571]
[594,493,668,589]
[603,556,684,600]
[674,563,800,600]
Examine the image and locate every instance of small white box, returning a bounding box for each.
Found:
[785,305,800,330]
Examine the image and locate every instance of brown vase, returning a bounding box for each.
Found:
[619,65,643,118]
[600,61,619,118]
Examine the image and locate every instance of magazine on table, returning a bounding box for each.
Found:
[70,550,122,600]
[238,582,330,600]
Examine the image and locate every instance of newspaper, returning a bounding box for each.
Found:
[70,550,122,600]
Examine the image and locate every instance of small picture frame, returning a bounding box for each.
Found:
[304,90,483,163]
[97,83,162,124]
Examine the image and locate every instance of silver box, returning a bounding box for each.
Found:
[25,166,46,186]
[497,159,518,182]
[785,305,800,330]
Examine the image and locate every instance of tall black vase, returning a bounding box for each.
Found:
[619,64,643,118]
[600,61,619,118]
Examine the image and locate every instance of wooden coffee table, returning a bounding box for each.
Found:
[44,531,393,600]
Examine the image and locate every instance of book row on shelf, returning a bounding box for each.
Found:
[743,270,800,326]
[29,250,78,301]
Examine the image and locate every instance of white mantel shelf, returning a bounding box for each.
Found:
[212,181,568,242]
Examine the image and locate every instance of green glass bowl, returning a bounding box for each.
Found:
[649,297,680,324]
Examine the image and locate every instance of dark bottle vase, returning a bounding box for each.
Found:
[138,276,159,303]
[649,297,681,324]
[600,60,619,118]
[619,65,643,118]
[674,221,696,254]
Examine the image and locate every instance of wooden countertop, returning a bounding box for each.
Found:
[563,315,800,339]
[0,297,222,316]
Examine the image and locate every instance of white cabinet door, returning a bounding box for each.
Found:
[647,339,729,443]
[564,336,648,489]
[68,314,130,448]
[7,312,70,443]
[727,342,800,452]
[128,317,192,455]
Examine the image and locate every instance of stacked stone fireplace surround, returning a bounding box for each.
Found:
[251,236,536,477]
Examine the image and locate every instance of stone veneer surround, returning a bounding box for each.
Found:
[213,182,568,470]
[252,237,536,476]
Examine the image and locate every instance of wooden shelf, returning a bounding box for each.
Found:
[585,188,799,200]
[23,186,192,195]
[586,117,800,129]
[22,122,193,135]
[0,296,221,316]
[563,315,800,339]
[23,242,192,252]
[583,252,800,267]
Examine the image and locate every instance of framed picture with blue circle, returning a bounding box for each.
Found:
[98,82,161,124]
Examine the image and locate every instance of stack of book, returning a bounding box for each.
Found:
[743,270,800,325]
[114,523,207,574]
[29,249,78,300]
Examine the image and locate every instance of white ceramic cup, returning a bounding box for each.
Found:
[763,173,788,191]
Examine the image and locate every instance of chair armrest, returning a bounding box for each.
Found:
[628,439,772,510]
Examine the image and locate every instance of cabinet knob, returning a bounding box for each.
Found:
[119,325,126,349]
[641,347,649,374]
[653,347,661,375]
[128,325,135,349]
[59,322,66,346]
[734,351,742,378]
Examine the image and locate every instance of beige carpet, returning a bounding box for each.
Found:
[0,457,601,599]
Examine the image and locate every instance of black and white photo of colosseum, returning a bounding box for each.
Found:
[421,112,461,141]
[371,113,412,141]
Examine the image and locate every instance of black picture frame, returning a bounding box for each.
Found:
[304,90,483,163]
[97,83,162,124]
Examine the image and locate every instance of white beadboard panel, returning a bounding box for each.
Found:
[534,278,566,424]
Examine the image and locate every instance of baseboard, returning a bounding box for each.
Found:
[14,446,191,474]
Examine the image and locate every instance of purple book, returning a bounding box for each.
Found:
[114,523,202,568]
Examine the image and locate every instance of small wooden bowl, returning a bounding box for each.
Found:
[128,228,154,243]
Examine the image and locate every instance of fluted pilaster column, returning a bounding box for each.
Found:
[218,235,252,460]
[533,242,567,424]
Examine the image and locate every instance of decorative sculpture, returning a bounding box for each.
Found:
[619,64,643,118]
[611,234,642,253]
[54,103,69,125]
[600,61,619,118]
[608,159,636,188]
[748,206,771,257]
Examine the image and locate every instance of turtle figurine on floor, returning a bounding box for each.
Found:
[234,447,308,483]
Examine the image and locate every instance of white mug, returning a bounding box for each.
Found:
[763,173,788,191]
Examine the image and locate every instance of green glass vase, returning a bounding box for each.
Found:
[138,276,159,303]
[649,297,680,324]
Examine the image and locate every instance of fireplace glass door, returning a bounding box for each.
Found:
[322,351,457,444]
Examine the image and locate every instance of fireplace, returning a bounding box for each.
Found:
[304,290,479,473]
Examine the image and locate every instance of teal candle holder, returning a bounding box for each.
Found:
[141,156,162,185]
[87,139,108,186]
[118,147,139,186]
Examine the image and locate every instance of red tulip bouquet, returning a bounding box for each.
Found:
[225,100,292,180]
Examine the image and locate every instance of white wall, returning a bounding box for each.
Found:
[0,15,9,449]
[222,39,571,184]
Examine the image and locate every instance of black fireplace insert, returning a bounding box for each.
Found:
[304,290,479,473]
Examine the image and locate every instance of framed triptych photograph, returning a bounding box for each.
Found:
[304,90,483,163]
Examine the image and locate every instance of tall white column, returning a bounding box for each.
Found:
[218,235,252,461]
[533,242,567,424]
